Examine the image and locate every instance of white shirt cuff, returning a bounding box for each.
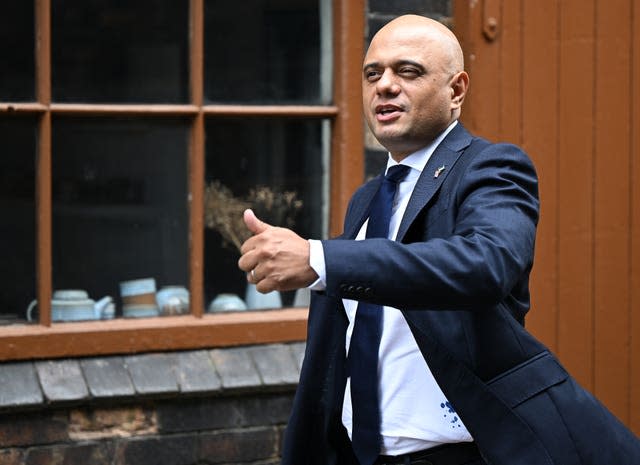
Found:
[307,239,327,291]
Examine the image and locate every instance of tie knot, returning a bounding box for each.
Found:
[385,164,411,184]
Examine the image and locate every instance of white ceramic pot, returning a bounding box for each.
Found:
[208,293,247,312]
[26,289,114,322]
[156,286,189,315]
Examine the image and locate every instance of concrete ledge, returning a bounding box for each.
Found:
[80,357,135,398]
[0,342,304,412]
[0,363,43,407]
[174,350,221,393]
[35,360,89,403]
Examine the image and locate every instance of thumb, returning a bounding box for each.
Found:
[243,209,271,235]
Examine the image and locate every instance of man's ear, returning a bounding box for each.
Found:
[450,71,469,109]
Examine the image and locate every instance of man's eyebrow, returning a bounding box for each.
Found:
[395,59,426,71]
[363,60,426,72]
[363,62,381,72]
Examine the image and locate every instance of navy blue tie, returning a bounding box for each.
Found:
[350,164,410,465]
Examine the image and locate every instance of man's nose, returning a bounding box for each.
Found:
[376,69,400,96]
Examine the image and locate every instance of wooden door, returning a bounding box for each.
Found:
[454,0,640,433]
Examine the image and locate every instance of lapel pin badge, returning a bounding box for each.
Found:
[434,165,446,178]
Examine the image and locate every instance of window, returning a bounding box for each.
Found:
[0,0,364,361]
[0,116,37,325]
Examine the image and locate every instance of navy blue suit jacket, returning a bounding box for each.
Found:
[282,123,640,465]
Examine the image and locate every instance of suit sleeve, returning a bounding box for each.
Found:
[321,143,539,311]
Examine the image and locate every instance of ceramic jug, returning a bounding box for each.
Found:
[26,290,114,322]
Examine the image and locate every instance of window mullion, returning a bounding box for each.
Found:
[189,0,205,316]
[330,0,365,236]
[36,0,52,326]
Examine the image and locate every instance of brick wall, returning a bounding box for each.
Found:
[0,393,293,465]
[0,344,302,465]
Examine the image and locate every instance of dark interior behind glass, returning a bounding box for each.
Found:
[0,117,37,323]
[204,118,325,308]
[204,0,322,104]
[0,1,35,101]
[52,0,189,103]
[51,118,189,317]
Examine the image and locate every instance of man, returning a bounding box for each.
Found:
[238,14,640,465]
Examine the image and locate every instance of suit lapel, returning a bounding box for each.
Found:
[345,123,473,242]
[396,124,473,241]
[343,177,381,239]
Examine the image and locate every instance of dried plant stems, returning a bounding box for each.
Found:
[204,181,251,251]
[204,181,303,253]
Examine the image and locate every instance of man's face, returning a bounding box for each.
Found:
[362,25,456,161]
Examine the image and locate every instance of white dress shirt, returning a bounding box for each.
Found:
[308,121,473,455]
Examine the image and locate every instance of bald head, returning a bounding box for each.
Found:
[368,15,464,76]
[361,14,469,160]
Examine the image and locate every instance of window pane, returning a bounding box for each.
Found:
[204,0,331,104]
[204,118,328,311]
[0,1,35,101]
[52,0,189,103]
[0,117,36,324]
[52,118,189,320]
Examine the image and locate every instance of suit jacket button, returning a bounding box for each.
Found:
[356,286,364,293]
[364,287,372,294]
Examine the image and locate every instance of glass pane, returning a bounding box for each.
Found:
[204,118,328,312]
[204,0,331,104]
[52,118,189,321]
[0,117,36,324]
[0,1,35,101]
[52,0,189,103]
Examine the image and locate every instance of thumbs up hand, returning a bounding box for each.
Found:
[242,208,269,236]
[238,209,318,294]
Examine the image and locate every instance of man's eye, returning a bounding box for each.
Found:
[399,68,419,77]
[365,71,381,81]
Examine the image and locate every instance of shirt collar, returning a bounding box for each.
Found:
[385,120,458,174]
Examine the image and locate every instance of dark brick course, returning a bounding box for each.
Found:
[0,448,25,465]
[157,394,293,434]
[117,435,198,465]
[25,442,116,465]
[198,427,279,464]
[0,412,68,448]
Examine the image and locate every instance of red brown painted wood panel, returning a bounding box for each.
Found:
[498,0,523,145]
[454,0,639,433]
[519,0,560,351]
[556,0,596,390]
[593,0,632,422]
[631,0,640,433]
[456,0,500,140]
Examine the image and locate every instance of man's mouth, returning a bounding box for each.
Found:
[375,104,402,121]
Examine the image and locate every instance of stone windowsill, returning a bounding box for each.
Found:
[0,342,305,413]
